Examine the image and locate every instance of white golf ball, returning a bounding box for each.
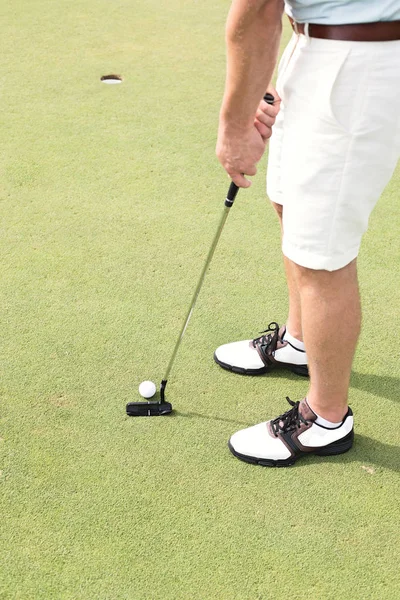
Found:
[138,380,156,399]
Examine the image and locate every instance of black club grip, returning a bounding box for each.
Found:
[225,181,240,207]
[224,93,275,207]
[263,92,275,105]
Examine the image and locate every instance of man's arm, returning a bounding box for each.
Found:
[217,0,284,187]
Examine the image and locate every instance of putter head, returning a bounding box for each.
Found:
[126,400,173,417]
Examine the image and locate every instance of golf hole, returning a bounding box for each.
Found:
[101,74,123,85]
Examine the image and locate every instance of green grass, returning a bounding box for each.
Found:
[0,2,399,599]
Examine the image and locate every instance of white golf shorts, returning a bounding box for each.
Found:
[267,32,400,271]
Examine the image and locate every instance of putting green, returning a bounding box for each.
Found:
[0,2,399,599]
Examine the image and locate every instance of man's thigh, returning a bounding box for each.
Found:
[267,35,400,271]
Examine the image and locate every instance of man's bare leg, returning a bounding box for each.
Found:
[292,258,361,422]
[213,202,307,375]
[272,202,303,341]
[228,256,358,466]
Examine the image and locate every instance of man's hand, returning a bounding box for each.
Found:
[217,0,283,187]
[216,91,281,188]
[254,90,281,140]
[216,123,265,188]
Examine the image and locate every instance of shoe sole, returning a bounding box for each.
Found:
[228,430,354,468]
[214,353,309,377]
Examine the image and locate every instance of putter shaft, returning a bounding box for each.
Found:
[160,182,239,401]
[160,93,276,402]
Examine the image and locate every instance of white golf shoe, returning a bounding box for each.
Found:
[214,322,308,377]
[228,398,354,467]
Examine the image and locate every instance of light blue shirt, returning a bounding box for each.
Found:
[285,0,400,25]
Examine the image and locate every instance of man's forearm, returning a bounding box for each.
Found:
[221,0,284,129]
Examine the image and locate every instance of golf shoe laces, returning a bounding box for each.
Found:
[271,397,310,437]
[252,321,280,352]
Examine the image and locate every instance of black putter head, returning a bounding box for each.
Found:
[126,379,173,417]
[125,401,173,417]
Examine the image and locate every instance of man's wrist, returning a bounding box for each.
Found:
[219,109,254,133]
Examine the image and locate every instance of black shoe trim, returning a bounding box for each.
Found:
[213,353,269,376]
[228,440,297,467]
[314,429,354,456]
[228,428,354,468]
[310,406,353,431]
[214,352,309,377]
[285,340,306,353]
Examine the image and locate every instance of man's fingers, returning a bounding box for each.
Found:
[230,173,252,188]
[255,94,280,139]
[264,86,281,110]
[255,109,275,127]
[259,99,280,118]
[246,164,257,177]
[254,120,272,141]
[229,164,257,187]
[216,124,264,187]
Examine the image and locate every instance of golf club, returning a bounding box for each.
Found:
[126,93,275,416]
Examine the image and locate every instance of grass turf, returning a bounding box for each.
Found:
[0,2,399,598]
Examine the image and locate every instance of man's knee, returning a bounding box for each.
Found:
[272,201,283,220]
[292,259,358,290]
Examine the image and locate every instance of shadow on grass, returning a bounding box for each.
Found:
[173,413,400,473]
[218,368,400,405]
[296,434,400,473]
[350,371,400,403]
[174,411,253,428]
[218,368,308,383]
[173,369,400,471]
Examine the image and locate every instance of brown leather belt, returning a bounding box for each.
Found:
[288,16,400,41]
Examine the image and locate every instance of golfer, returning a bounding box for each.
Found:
[216,0,400,466]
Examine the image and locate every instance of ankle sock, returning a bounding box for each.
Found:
[274,328,307,365]
[283,329,305,352]
[312,409,343,428]
[305,399,345,428]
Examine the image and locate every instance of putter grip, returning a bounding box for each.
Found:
[224,93,275,207]
[225,181,240,207]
